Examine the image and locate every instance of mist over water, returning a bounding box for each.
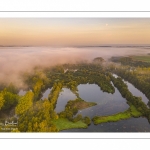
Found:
[0,46,150,87]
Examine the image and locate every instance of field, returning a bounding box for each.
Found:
[131,55,150,62]
[52,118,87,131]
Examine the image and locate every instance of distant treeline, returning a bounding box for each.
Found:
[110,56,150,67]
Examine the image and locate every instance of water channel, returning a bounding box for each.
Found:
[24,74,150,132]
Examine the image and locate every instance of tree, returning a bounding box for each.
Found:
[83,116,91,125]
[0,92,4,110]
[15,91,34,115]
[0,89,19,110]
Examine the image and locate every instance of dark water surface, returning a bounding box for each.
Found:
[41,88,52,100]
[55,88,76,113]
[75,84,129,118]
[54,83,129,117]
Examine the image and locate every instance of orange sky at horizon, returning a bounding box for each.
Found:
[0,18,150,46]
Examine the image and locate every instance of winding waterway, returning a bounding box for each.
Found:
[60,77,150,132]
[24,73,150,132]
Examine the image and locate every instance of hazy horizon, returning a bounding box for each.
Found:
[1,18,150,87]
[1,44,150,48]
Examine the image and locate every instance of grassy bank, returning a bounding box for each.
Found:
[52,118,87,131]
[92,105,142,125]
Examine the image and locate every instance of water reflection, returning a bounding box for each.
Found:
[55,88,76,113]
[41,88,52,100]
[75,84,129,118]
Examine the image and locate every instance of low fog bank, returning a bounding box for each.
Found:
[0,46,149,88]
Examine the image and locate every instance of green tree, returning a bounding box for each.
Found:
[83,116,91,125]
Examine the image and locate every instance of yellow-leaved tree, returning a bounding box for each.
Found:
[15,91,34,115]
[0,92,4,110]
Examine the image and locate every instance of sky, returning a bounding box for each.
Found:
[0,18,150,46]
